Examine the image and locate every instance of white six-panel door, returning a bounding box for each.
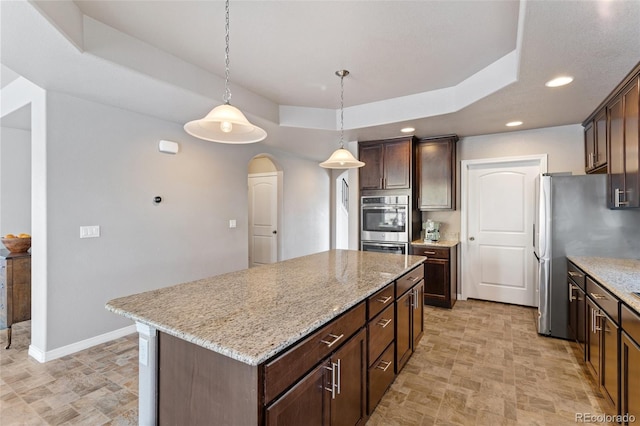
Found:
[463,157,544,307]
[248,174,278,267]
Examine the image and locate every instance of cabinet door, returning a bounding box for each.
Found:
[412,282,424,349]
[330,328,366,426]
[584,121,595,172]
[586,298,601,379]
[417,139,455,210]
[623,77,639,208]
[266,362,330,426]
[359,144,384,190]
[395,290,412,373]
[383,140,411,189]
[601,315,619,413]
[577,287,586,355]
[568,281,579,342]
[595,109,608,169]
[424,258,449,303]
[609,96,625,207]
[621,331,640,424]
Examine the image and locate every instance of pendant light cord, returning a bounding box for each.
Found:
[223,0,232,104]
[339,72,345,149]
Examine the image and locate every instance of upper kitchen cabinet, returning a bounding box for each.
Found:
[359,137,414,191]
[583,62,640,209]
[584,110,607,173]
[416,135,458,211]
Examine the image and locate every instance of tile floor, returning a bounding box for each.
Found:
[1,300,612,425]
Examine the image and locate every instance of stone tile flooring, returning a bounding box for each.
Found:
[1,300,611,425]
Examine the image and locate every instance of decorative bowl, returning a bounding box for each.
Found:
[1,237,31,253]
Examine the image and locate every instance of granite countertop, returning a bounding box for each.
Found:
[567,256,640,313]
[411,239,459,248]
[106,249,424,366]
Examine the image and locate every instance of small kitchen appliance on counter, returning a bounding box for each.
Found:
[423,220,440,242]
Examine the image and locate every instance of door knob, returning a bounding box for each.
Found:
[272,230,277,234]
[469,236,475,241]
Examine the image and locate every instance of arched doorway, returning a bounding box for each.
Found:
[247,155,282,267]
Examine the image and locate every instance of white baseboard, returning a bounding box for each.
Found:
[28,324,137,363]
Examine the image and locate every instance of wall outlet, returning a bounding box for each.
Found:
[229,219,237,229]
[80,225,100,238]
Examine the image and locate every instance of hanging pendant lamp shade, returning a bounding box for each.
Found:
[184,0,267,144]
[184,104,267,144]
[320,70,365,169]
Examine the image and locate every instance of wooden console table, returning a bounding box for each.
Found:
[0,250,31,349]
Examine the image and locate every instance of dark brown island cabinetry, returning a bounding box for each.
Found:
[621,305,640,424]
[567,261,587,354]
[416,135,458,211]
[0,250,31,349]
[156,261,426,426]
[395,264,424,372]
[358,136,414,191]
[412,244,458,308]
[583,62,639,208]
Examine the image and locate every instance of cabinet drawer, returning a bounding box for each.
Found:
[264,302,366,403]
[367,304,394,366]
[396,264,424,297]
[567,261,586,290]
[367,283,394,320]
[622,304,640,344]
[586,277,619,323]
[368,342,395,414]
[412,246,449,259]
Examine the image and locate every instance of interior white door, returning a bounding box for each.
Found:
[464,160,540,306]
[248,174,278,267]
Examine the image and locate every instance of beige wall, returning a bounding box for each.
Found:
[422,124,584,236]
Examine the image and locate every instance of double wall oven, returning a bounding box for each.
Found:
[360,195,409,254]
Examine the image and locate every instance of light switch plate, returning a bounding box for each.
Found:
[80,225,100,238]
[229,219,237,229]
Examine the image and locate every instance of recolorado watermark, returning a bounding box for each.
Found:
[575,412,636,423]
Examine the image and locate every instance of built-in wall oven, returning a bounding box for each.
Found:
[360,195,409,253]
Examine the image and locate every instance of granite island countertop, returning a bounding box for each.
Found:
[106,249,425,366]
[567,256,640,313]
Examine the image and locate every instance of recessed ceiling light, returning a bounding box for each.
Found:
[506,121,523,127]
[545,76,574,87]
[401,127,415,133]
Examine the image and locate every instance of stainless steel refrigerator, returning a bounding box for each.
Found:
[533,173,640,339]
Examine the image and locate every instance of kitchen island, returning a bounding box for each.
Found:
[106,249,425,425]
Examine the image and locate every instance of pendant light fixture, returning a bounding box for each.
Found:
[320,70,365,169]
[184,0,267,144]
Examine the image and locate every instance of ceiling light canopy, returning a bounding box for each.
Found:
[184,0,266,144]
[506,121,523,127]
[545,76,574,87]
[320,70,365,169]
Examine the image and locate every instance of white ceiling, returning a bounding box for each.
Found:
[1,0,640,161]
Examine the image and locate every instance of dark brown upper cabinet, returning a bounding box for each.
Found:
[585,110,608,173]
[358,137,413,191]
[416,135,458,211]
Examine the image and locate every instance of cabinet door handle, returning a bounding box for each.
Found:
[376,296,392,305]
[375,360,392,372]
[336,358,341,396]
[320,333,344,348]
[324,361,338,399]
[569,284,577,302]
[615,188,629,207]
[377,318,392,328]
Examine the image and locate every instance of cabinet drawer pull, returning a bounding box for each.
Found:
[590,292,606,300]
[424,251,436,255]
[568,271,583,278]
[320,333,344,348]
[410,275,420,282]
[376,296,392,304]
[375,360,392,372]
[377,318,392,328]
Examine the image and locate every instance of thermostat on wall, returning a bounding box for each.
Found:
[158,139,179,154]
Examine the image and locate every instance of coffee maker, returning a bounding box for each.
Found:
[423,220,441,242]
